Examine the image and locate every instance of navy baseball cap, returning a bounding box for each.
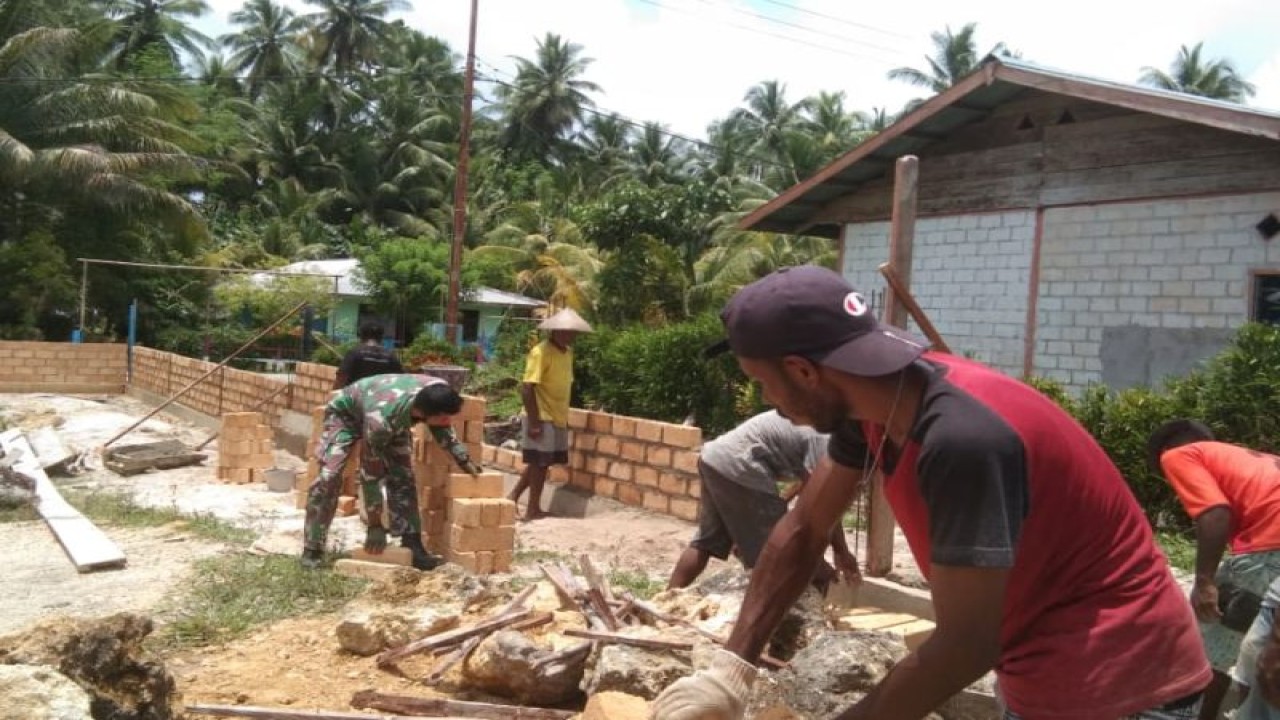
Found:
[707,265,928,377]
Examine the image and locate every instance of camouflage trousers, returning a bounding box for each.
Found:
[302,410,420,552]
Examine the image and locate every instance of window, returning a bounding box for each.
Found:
[461,310,480,342]
[1251,272,1280,325]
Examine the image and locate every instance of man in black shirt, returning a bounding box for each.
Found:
[334,321,404,389]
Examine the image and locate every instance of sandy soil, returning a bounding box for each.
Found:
[0,520,225,636]
[0,391,925,716]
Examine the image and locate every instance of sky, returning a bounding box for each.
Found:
[197,0,1280,140]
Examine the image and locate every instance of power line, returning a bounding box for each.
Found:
[752,0,912,40]
[633,0,899,67]
[682,0,912,59]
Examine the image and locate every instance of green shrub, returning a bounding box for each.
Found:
[575,314,763,435]
[1030,323,1280,531]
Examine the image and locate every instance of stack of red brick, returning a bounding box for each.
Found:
[444,472,516,574]
[216,411,274,484]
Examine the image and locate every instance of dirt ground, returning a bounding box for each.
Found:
[0,391,924,714]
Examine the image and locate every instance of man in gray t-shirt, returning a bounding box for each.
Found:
[666,411,860,590]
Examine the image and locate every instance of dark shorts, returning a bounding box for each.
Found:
[690,459,788,568]
[520,419,570,467]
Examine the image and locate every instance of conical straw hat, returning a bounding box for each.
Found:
[538,308,593,332]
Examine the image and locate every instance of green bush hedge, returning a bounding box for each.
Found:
[1032,323,1280,530]
[574,314,764,436]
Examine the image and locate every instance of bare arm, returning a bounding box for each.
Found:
[725,460,864,661]
[520,382,541,425]
[1192,506,1232,622]
[836,565,1007,720]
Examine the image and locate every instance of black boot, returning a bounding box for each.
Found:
[400,533,443,571]
[300,546,325,570]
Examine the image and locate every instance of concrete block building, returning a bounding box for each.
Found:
[743,57,1280,391]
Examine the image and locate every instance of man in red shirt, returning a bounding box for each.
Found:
[1148,420,1280,719]
[653,266,1209,720]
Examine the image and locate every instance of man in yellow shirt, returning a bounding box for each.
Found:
[508,308,592,520]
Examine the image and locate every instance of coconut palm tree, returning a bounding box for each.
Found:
[1139,43,1256,102]
[730,80,808,185]
[470,202,601,312]
[625,122,690,188]
[98,0,213,70]
[0,25,204,234]
[221,0,306,99]
[888,22,1006,93]
[497,33,602,163]
[302,0,407,76]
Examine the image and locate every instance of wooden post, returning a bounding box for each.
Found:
[867,155,919,578]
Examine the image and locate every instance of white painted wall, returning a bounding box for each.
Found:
[841,191,1280,391]
[842,210,1036,377]
[1036,191,1280,388]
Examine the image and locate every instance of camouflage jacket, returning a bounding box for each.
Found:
[330,373,471,467]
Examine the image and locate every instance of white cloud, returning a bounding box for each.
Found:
[198,0,1280,138]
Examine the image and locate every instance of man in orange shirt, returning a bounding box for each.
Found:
[1149,419,1280,719]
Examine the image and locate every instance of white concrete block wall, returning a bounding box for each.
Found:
[1035,191,1280,389]
[842,210,1036,376]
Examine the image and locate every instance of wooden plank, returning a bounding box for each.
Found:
[186,705,461,719]
[0,430,126,572]
[838,612,921,631]
[333,559,404,582]
[562,629,693,651]
[104,439,206,476]
[350,547,413,566]
[351,691,576,719]
[28,427,73,473]
[376,609,532,667]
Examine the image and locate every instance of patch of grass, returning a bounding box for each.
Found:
[63,489,255,545]
[156,553,366,649]
[514,548,568,564]
[608,569,664,600]
[0,503,38,523]
[1157,530,1196,573]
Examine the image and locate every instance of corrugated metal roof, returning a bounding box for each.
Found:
[261,259,544,307]
[743,56,1280,237]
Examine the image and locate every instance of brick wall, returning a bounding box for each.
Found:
[132,346,294,419]
[843,210,1036,376]
[1036,192,1280,388]
[481,408,703,522]
[0,341,127,393]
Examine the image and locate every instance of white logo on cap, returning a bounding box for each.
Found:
[843,292,868,317]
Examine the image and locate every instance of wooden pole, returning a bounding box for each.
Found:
[185,705,429,719]
[445,0,479,346]
[78,259,88,340]
[883,156,919,328]
[102,301,309,449]
[866,155,919,578]
[877,263,950,354]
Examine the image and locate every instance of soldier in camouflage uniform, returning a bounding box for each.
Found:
[301,373,482,570]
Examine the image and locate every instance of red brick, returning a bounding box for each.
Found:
[642,490,670,514]
[634,466,660,488]
[647,446,671,466]
[662,423,702,448]
[670,497,699,522]
[672,450,699,475]
[574,433,598,452]
[587,456,609,474]
[569,409,589,429]
[607,462,632,481]
[612,416,637,438]
[659,474,687,496]
[616,483,643,507]
[619,441,646,462]
[594,477,617,498]
[634,420,663,443]
[597,436,621,457]
[587,412,612,433]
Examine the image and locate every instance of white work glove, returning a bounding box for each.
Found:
[651,648,757,720]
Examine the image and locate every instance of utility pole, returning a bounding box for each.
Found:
[445,0,479,345]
